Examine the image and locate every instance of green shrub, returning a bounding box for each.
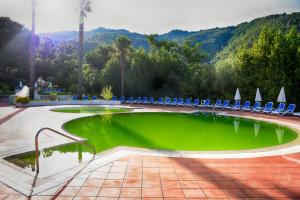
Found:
[16,96,30,104]
[100,86,113,100]
[49,92,58,101]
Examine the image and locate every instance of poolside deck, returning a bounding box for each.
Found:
[0,104,299,199]
[0,153,300,199]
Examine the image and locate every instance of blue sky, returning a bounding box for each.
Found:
[0,0,300,34]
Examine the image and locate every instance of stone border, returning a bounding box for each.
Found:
[61,110,300,158]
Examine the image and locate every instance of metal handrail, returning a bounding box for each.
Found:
[35,127,96,173]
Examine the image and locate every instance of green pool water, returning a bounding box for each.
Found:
[63,112,298,152]
[51,106,130,114]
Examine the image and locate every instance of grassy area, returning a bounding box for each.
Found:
[51,106,130,114]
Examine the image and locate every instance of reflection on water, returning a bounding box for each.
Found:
[233,119,240,133]
[102,111,113,124]
[276,127,285,144]
[254,123,261,137]
[4,142,94,177]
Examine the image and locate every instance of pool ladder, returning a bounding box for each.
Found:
[34,127,96,173]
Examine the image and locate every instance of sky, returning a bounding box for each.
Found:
[0,0,300,34]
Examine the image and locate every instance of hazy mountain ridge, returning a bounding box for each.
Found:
[38,12,300,61]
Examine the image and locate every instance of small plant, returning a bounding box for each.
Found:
[49,92,58,101]
[100,85,113,100]
[16,96,30,104]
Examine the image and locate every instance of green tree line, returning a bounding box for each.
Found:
[0,16,299,108]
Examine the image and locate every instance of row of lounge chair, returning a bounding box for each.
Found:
[112,96,296,116]
[72,95,98,100]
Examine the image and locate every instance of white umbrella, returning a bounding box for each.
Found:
[234,120,240,133]
[17,85,29,98]
[276,128,285,144]
[19,81,23,88]
[277,87,286,103]
[48,81,53,88]
[255,88,262,102]
[234,88,241,101]
[254,123,261,137]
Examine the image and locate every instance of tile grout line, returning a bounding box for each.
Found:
[118,157,128,199]
[96,162,111,198]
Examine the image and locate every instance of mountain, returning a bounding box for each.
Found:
[38,27,235,61]
[38,12,300,61]
[215,12,300,65]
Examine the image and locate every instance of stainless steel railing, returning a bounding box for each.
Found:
[34,127,96,173]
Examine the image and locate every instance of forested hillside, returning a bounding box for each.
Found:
[39,12,300,62]
[1,12,300,107]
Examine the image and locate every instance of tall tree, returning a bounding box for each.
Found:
[113,36,131,96]
[77,0,91,98]
[29,0,36,98]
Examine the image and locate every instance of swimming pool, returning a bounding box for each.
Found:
[4,111,298,176]
[63,112,298,152]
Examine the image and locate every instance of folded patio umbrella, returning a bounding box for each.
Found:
[255,88,262,102]
[48,81,53,88]
[19,81,23,88]
[277,87,286,103]
[234,88,241,101]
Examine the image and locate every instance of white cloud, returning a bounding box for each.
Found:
[0,0,299,33]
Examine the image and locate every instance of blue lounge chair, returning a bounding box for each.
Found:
[72,95,77,100]
[280,104,296,116]
[119,96,125,103]
[201,99,210,108]
[83,96,89,100]
[112,96,117,101]
[241,101,251,111]
[222,100,230,109]
[231,101,241,110]
[126,97,134,103]
[185,98,192,106]
[142,97,148,104]
[92,96,97,100]
[171,98,178,106]
[213,100,222,109]
[148,97,154,104]
[193,99,200,107]
[252,102,261,112]
[157,97,164,105]
[164,97,171,105]
[135,97,142,104]
[271,103,285,115]
[262,102,273,113]
[177,98,185,106]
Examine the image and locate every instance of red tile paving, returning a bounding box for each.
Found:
[0,152,299,199]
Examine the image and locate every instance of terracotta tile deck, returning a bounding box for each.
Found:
[0,153,298,199]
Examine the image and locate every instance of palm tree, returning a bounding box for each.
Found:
[113,36,131,96]
[29,0,36,98]
[77,0,91,99]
